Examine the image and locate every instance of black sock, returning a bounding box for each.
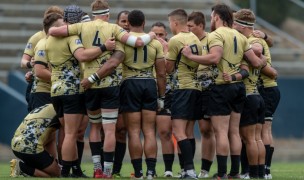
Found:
[131,158,143,178]
[113,141,126,174]
[241,142,249,174]
[178,139,194,171]
[188,138,196,158]
[249,165,258,178]
[104,151,114,162]
[178,153,184,170]
[264,145,270,174]
[163,154,174,172]
[61,160,73,176]
[258,164,265,178]
[71,159,83,176]
[266,147,274,174]
[230,155,240,176]
[201,158,213,172]
[19,161,35,176]
[90,142,102,156]
[77,141,84,165]
[101,141,104,170]
[216,155,227,177]
[145,158,157,176]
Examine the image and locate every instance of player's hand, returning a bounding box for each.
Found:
[25,71,33,82]
[223,72,232,82]
[105,37,116,51]
[252,30,266,39]
[157,96,165,110]
[157,38,168,54]
[81,78,93,90]
[148,31,156,39]
[181,45,192,58]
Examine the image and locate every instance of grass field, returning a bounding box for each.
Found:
[0,161,304,179]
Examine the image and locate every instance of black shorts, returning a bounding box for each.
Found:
[26,81,33,112]
[13,150,54,170]
[201,90,211,120]
[240,95,265,127]
[171,89,202,120]
[208,82,246,116]
[157,90,172,116]
[51,94,86,118]
[85,86,120,111]
[31,92,51,110]
[258,86,280,121]
[120,79,157,112]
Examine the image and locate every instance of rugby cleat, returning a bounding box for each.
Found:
[10,159,21,178]
[198,170,209,178]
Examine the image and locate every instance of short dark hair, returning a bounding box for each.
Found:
[43,13,63,34]
[116,10,130,21]
[212,3,233,28]
[128,10,145,27]
[188,11,206,28]
[151,21,166,29]
[168,8,188,24]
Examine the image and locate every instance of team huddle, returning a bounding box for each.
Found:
[10,0,280,179]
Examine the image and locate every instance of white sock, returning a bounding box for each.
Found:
[104,161,113,176]
[92,155,102,170]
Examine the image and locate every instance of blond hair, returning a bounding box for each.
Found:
[44,6,64,18]
[234,9,255,27]
[91,0,109,11]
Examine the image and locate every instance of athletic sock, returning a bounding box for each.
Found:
[216,155,227,177]
[61,160,73,176]
[249,165,258,178]
[267,146,274,174]
[163,154,174,172]
[264,145,270,174]
[71,159,83,176]
[146,158,157,176]
[178,153,184,170]
[90,142,102,170]
[100,140,104,170]
[258,164,265,178]
[230,155,240,176]
[19,161,35,176]
[77,141,84,165]
[188,138,196,158]
[131,158,143,178]
[201,158,213,172]
[241,142,249,174]
[178,139,194,171]
[104,151,114,177]
[113,141,126,174]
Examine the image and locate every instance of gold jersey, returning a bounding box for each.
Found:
[31,38,51,93]
[208,27,251,85]
[24,31,46,57]
[258,38,277,88]
[11,104,60,154]
[121,32,164,79]
[167,32,202,91]
[243,35,263,94]
[68,19,126,88]
[46,35,84,97]
[197,33,215,91]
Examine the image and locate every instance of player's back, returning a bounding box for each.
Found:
[122,32,164,79]
[209,27,250,84]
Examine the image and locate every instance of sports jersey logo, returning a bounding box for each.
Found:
[38,50,45,57]
[26,43,32,49]
[202,46,208,50]
[75,39,82,45]
[119,28,125,33]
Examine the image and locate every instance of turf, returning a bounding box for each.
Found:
[1,161,304,179]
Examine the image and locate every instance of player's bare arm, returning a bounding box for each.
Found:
[20,54,34,69]
[244,49,266,68]
[253,30,273,47]
[182,45,223,65]
[48,25,68,37]
[81,50,125,89]
[34,63,51,82]
[223,64,249,82]
[261,65,278,80]
[155,57,166,97]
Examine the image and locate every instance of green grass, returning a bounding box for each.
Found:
[1,161,304,179]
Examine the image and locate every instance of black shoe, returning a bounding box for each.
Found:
[71,172,89,178]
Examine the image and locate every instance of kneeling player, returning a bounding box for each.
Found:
[10,104,61,177]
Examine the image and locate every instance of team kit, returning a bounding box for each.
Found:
[10,0,280,179]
